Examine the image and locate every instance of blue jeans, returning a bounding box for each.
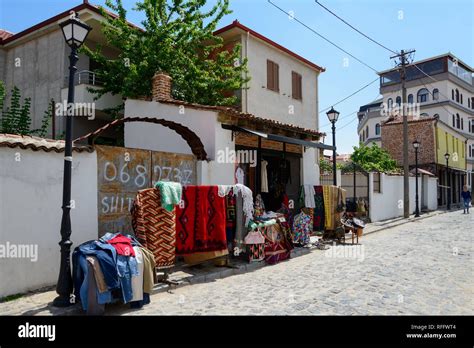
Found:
[463,198,470,211]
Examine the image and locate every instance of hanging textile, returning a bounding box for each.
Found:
[235,166,245,184]
[154,181,182,212]
[262,223,291,265]
[131,188,176,269]
[303,185,316,208]
[225,188,236,250]
[261,160,269,193]
[292,210,312,245]
[313,186,325,231]
[234,183,254,226]
[176,185,227,255]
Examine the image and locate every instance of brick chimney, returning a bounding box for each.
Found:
[152,72,172,101]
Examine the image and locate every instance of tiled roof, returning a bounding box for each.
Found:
[0,134,94,153]
[0,29,14,42]
[382,116,436,125]
[155,98,325,138]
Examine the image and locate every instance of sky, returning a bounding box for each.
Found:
[1,0,473,153]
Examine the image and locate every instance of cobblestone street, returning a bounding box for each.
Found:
[1,211,473,315]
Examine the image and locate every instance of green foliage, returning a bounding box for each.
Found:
[319,158,333,173]
[83,0,250,106]
[350,142,398,172]
[0,82,51,137]
[31,99,53,137]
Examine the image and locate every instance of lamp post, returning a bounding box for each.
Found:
[412,140,420,217]
[444,153,451,211]
[53,12,91,307]
[326,107,340,186]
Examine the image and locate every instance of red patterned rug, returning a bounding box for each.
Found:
[176,186,227,255]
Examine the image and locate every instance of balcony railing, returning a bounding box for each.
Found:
[64,70,102,87]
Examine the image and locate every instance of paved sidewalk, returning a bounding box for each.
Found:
[0,209,471,315]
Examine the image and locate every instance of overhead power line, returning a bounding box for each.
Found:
[267,0,380,73]
[319,77,380,114]
[314,0,399,55]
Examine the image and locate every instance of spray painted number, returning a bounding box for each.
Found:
[103,161,148,188]
[154,165,193,185]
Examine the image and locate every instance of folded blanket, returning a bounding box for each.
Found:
[155,181,182,212]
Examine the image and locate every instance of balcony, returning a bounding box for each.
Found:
[61,70,123,119]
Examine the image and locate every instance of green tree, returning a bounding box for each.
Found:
[83,0,249,106]
[319,158,333,173]
[350,142,398,172]
[31,99,53,137]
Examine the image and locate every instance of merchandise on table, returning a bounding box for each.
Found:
[244,228,265,262]
[131,187,177,269]
[262,221,292,265]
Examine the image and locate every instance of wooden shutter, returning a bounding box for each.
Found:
[292,71,302,100]
[267,60,279,91]
[267,60,274,90]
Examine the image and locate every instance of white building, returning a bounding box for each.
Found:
[357,53,474,188]
[357,98,383,146]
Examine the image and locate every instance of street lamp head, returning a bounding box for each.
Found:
[444,153,450,160]
[326,107,340,123]
[412,140,420,149]
[59,12,92,48]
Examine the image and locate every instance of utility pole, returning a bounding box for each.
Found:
[391,49,415,218]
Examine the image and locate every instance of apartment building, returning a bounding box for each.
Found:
[357,53,474,202]
[0,2,122,140]
[357,98,383,146]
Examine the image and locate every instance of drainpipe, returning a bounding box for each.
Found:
[244,31,249,113]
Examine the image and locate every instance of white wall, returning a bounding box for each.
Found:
[243,35,319,131]
[369,173,437,222]
[124,100,218,158]
[302,147,319,186]
[0,148,98,298]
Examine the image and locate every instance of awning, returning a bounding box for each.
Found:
[410,168,435,176]
[222,125,335,151]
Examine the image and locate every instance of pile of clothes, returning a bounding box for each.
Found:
[72,232,156,314]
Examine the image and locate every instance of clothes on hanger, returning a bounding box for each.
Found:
[303,185,316,208]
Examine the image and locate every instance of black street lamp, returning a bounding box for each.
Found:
[444,153,451,211]
[412,140,420,217]
[53,12,91,307]
[326,107,339,186]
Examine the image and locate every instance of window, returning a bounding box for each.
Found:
[395,96,401,105]
[452,89,455,100]
[456,114,460,129]
[266,60,279,92]
[432,88,439,100]
[291,71,302,100]
[471,97,474,110]
[455,89,459,102]
[366,126,369,139]
[452,114,455,127]
[469,98,471,108]
[408,94,413,103]
[433,113,439,119]
[461,117,464,130]
[375,123,381,135]
[461,94,463,104]
[373,172,381,193]
[417,88,429,103]
[387,98,393,108]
